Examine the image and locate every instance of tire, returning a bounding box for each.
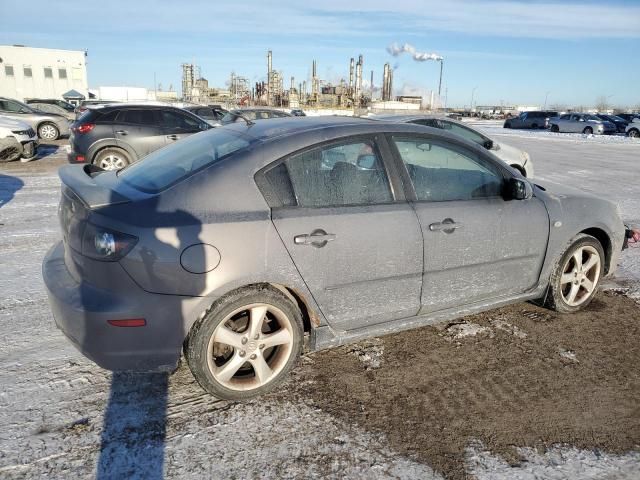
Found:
[94,148,131,170]
[545,234,605,314]
[504,122,511,129]
[531,123,538,129]
[550,124,560,133]
[185,285,304,400]
[37,122,60,140]
[583,126,593,135]
[628,128,640,138]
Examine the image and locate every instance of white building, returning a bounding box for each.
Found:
[0,45,88,102]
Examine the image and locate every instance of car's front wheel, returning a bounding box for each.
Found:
[628,128,640,138]
[545,234,604,313]
[38,122,60,140]
[550,124,560,133]
[186,285,303,400]
[583,126,593,135]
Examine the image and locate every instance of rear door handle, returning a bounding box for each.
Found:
[294,229,336,248]
[429,218,463,233]
[166,134,178,140]
[115,130,128,135]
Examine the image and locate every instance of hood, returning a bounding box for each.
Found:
[492,141,528,165]
[534,179,607,203]
[0,116,32,130]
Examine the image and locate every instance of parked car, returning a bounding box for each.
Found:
[616,113,640,123]
[43,116,627,400]
[0,137,23,162]
[67,104,211,170]
[595,114,628,133]
[0,116,38,160]
[218,108,292,125]
[0,97,70,140]
[183,105,228,125]
[25,98,75,112]
[503,111,558,129]
[626,122,640,138]
[26,102,75,121]
[290,109,306,116]
[549,113,616,135]
[373,114,533,177]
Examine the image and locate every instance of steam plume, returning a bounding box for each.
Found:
[387,42,443,62]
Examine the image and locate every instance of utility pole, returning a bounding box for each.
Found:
[438,59,444,97]
[544,91,550,109]
[471,86,478,113]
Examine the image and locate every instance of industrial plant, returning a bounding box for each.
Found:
[179,49,434,110]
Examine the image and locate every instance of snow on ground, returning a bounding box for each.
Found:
[1,129,639,479]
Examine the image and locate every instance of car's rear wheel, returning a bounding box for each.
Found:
[583,126,593,135]
[37,122,60,140]
[504,122,511,129]
[186,285,303,400]
[628,128,640,138]
[94,148,131,171]
[545,234,604,313]
[531,123,538,129]
[550,124,560,133]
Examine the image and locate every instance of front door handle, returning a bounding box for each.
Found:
[167,134,178,140]
[429,218,463,234]
[115,130,128,135]
[294,229,336,248]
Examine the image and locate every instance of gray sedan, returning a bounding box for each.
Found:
[0,97,70,140]
[43,117,626,400]
[550,113,616,135]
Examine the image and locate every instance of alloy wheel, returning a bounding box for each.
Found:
[99,154,127,170]
[560,245,601,307]
[206,303,294,391]
[39,124,58,140]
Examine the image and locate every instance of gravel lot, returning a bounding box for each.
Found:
[0,127,639,479]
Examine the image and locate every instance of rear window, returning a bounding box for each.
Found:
[118,129,252,193]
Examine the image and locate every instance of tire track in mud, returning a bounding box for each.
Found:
[294,294,640,480]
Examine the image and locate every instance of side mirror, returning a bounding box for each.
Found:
[507,177,533,200]
[483,139,494,150]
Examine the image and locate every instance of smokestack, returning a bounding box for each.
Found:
[382,63,389,101]
[349,57,354,93]
[267,50,273,106]
[388,67,393,101]
[370,70,374,99]
[291,76,294,90]
[312,60,316,78]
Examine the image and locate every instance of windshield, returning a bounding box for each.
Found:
[119,129,252,193]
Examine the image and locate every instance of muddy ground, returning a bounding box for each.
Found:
[281,292,640,479]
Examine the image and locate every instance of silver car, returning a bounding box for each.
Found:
[373,114,533,177]
[43,117,627,400]
[0,97,70,140]
[550,113,616,135]
[626,120,640,138]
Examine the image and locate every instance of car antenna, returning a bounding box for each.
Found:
[229,112,255,126]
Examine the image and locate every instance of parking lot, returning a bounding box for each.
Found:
[1,125,639,479]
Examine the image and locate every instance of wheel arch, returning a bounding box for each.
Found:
[89,142,135,164]
[580,227,612,274]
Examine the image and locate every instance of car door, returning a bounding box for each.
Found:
[388,134,549,314]
[160,109,205,144]
[114,109,166,158]
[261,135,424,331]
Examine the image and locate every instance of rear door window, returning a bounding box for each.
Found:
[160,110,202,133]
[264,139,393,207]
[120,109,156,125]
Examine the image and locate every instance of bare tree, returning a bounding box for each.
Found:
[595,95,609,113]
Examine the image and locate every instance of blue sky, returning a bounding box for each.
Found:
[1,0,639,108]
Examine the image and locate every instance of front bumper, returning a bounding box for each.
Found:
[20,139,38,159]
[42,242,189,371]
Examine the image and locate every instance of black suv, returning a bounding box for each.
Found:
[68,104,210,170]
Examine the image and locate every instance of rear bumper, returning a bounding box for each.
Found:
[42,242,188,371]
[67,151,88,164]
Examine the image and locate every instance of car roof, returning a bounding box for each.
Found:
[216,115,477,148]
[369,113,446,123]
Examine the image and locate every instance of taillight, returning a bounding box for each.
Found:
[81,222,138,261]
[72,123,95,134]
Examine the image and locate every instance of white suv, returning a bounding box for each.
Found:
[0,116,38,160]
[626,119,640,138]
